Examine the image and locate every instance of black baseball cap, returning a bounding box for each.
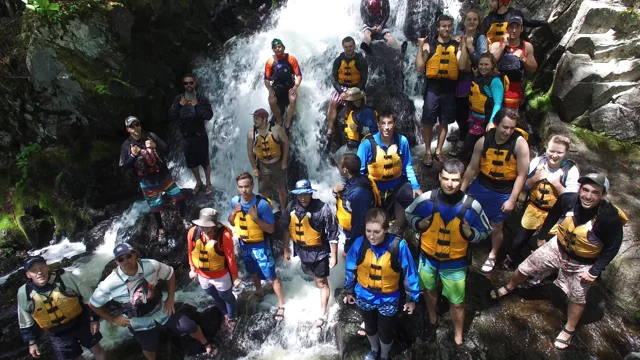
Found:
[24,255,46,271]
[578,173,610,193]
[508,16,524,25]
[124,116,140,127]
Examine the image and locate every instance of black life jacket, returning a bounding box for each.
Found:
[271,54,295,89]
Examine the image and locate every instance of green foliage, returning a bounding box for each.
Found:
[616,10,640,36]
[94,84,110,95]
[15,143,41,188]
[572,126,640,167]
[524,74,555,112]
[21,0,102,23]
[22,0,60,21]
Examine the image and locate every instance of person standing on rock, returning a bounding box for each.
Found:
[357,112,422,232]
[89,243,215,359]
[405,159,491,357]
[490,173,626,350]
[360,0,406,54]
[489,16,538,110]
[501,136,579,274]
[415,14,460,167]
[187,208,242,332]
[326,36,369,139]
[281,179,339,328]
[461,109,529,273]
[168,73,215,196]
[228,172,287,321]
[343,208,420,360]
[119,116,189,243]
[264,39,302,132]
[247,108,290,212]
[483,0,559,45]
[17,256,106,360]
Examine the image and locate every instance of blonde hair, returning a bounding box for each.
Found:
[549,135,571,151]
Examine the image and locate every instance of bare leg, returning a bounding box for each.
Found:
[393,201,407,231]
[496,269,529,297]
[327,99,340,136]
[190,167,203,186]
[314,276,330,317]
[422,124,434,157]
[489,221,504,259]
[204,164,212,186]
[277,188,287,213]
[142,350,156,360]
[269,94,283,125]
[363,29,373,45]
[253,273,263,296]
[286,92,298,129]
[189,326,216,354]
[270,278,286,307]
[435,123,448,155]
[89,343,106,360]
[555,302,585,349]
[450,302,465,345]
[383,33,400,49]
[425,289,439,324]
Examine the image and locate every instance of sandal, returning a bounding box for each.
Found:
[480,256,497,273]
[205,184,214,196]
[193,182,203,195]
[489,285,515,300]
[423,153,434,167]
[554,325,576,350]
[356,322,366,336]
[202,342,217,355]
[455,343,472,360]
[315,316,327,328]
[273,306,285,321]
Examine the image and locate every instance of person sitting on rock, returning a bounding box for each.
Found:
[327,36,368,139]
[247,108,290,211]
[187,208,242,332]
[405,159,491,358]
[343,208,420,360]
[415,14,460,167]
[450,9,488,157]
[17,256,106,360]
[461,109,529,273]
[490,173,626,351]
[264,39,302,131]
[460,52,506,162]
[168,73,214,196]
[119,116,189,243]
[360,0,406,54]
[331,87,379,165]
[357,112,422,232]
[89,243,215,359]
[228,172,287,321]
[483,0,559,45]
[281,179,339,328]
[501,136,579,274]
[489,16,538,110]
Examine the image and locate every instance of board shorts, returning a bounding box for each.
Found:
[140,174,185,212]
[418,256,466,304]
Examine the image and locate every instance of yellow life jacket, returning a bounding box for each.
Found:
[479,128,528,182]
[486,21,508,45]
[356,236,402,294]
[469,75,510,115]
[337,58,361,86]
[253,124,282,162]
[344,108,378,148]
[420,191,475,261]
[28,271,83,330]
[336,177,380,231]
[426,41,459,80]
[289,209,323,247]
[189,226,229,272]
[234,195,273,243]
[366,133,403,182]
[529,158,577,211]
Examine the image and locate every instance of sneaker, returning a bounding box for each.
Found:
[364,349,379,360]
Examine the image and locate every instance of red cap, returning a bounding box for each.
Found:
[252,108,269,118]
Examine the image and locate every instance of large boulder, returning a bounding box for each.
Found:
[590,87,640,141]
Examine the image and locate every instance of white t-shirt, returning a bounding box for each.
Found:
[527,156,580,193]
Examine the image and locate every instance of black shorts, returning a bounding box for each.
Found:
[273,84,293,109]
[301,257,330,279]
[184,134,210,169]
[380,180,414,214]
[130,312,198,352]
[49,316,102,360]
[421,91,456,126]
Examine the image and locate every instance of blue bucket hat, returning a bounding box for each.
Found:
[290,179,316,195]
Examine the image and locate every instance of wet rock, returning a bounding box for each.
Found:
[110,5,135,45]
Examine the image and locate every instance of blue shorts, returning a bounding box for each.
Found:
[467,180,511,223]
[242,242,276,281]
[49,315,102,360]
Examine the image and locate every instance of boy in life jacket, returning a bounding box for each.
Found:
[415,14,460,167]
[187,208,242,332]
[406,159,491,356]
[461,109,530,273]
[360,0,405,54]
[331,88,379,166]
[264,39,302,131]
[247,108,290,211]
[343,208,420,360]
[327,36,369,139]
[17,256,105,360]
[491,173,625,351]
[502,135,580,271]
[357,112,422,232]
[489,16,538,110]
[483,0,559,45]
[119,116,188,244]
[280,179,339,328]
[228,172,287,321]
[90,243,215,358]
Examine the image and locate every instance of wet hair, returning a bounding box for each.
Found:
[342,153,362,177]
[436,14,454,28]
[377,111,396,124]
[494,108,520,126]
[441,159,465,177]
[236,172,254,184]
[549,135,571,151]
[182,73,197,81]
[342,36,356,45]
[365,208,390,230]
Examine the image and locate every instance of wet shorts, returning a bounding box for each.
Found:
[362,25,391,40]
[130,312,198,352]
[272,84,293,109]
[140,174,185,212]
[301,257,330,279]
[258,161,287,194]
[379,180,414,216]
[518,237,594,304]
[242,242,277,281]
[183,134,210,169]
[421,91,456,126]
[467,180,511,223]
[49,315,103,360]
[418,256,466,304]
[331,86,349,106]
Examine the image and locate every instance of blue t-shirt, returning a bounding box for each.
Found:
[357,132,419,191]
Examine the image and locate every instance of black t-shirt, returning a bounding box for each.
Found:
[119,131,169,184]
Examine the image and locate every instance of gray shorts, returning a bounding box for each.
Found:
[259,161,286,193]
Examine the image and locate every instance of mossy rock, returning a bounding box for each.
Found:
[0,213,30,251]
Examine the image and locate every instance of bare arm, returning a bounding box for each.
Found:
[166,271,176,301]
[462,137,484,191]
[247,130,258,171]
[509,137,530,202]
[458,40,469,71]
[264,79,273,91]
[456,42,463,69]
[415,41,429,72]
[489,41,506,62]
[294,75,302,87]
[283,229,291,255]
[253,216,275,234]
[522,42,538,73]
[89,303,117,323]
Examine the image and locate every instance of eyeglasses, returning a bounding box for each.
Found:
[183,81,194,85]
[128,123,140,128]
[116,254,133,262]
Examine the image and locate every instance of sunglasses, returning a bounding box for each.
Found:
[128,123,140,128]
[116,254,133,262]
[183,81,195,85]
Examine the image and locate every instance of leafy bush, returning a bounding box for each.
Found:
[15,143,41,188]
[22,0,60,20]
